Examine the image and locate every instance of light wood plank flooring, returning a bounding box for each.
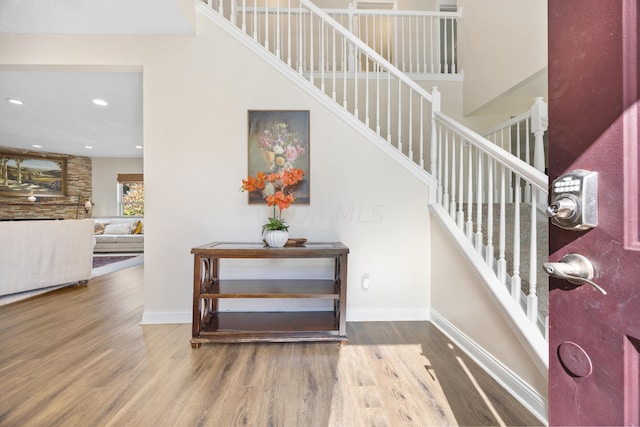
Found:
[0,265,541,426]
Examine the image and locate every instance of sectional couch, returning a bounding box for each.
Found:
[93,217,144,253]
[0,219,95,304]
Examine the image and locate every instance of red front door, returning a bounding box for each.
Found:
[548,0,640,425]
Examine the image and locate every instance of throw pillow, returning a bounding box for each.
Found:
[94,222,106,235]
[132,220,143,234]
[103,223,133,235]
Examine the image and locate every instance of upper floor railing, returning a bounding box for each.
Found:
[213,0,460,76]
[323,5,460,75]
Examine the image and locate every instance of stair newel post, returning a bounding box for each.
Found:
[430,86,441,177]
[531,97,547,174]
[531,97,548,211]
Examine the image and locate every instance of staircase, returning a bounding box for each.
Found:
[199,0,548,401]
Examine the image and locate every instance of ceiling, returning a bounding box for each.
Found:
[0,70,144,158]
[0,0,193,158]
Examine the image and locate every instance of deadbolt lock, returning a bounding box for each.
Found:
[547,170,598,230]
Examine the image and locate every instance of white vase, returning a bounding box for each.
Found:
[264,230,289,248]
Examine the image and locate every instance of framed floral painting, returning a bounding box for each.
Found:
[247,110,310,204]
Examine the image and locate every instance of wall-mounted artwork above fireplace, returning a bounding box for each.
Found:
[0,152,67,198]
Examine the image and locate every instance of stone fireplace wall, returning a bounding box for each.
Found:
[0,149,92,220]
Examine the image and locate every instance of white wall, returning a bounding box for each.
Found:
[91,157,143,217]
[457,0,547,115]
[430,214,547,399]
[0,14,431,323]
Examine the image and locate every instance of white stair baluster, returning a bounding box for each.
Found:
[457,138,464,229]
[342,38,347,108]
[449,131,457,219]
[376,64,381,135]
[442,126,449,212]
[465,144,473,240]
[485,158,494,265]
[332,27,336,101]
[397,79,402,152]
[511,174,522,301]
[527,189,539,324]
[408,89,413,161]
[286,0,291,66]
[387,72,391,143]
[451,14,457,73]
[497,165,507,286]
[320,21,325,92]
[365,53,370,127]
[474,151,483,253]
[419,97,424,168]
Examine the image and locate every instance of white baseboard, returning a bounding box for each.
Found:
[346,308,430,322]
[431,309,548,425]
[140,308,430,324]
[140,311,191,324]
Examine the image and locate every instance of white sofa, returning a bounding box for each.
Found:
[0,219,95,303]
[93,217,144,253]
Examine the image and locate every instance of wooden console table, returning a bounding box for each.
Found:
[190,242,349,347]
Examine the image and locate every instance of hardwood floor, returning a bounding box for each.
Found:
[0,265,541,426]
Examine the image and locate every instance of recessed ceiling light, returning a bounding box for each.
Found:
[92,99,108,107]
[32,144,42,148]
[84,146,93,149]
[135,145,143,149]
[7,98,23,105]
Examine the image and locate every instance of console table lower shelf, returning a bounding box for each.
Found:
[191,311,347,345]
[190,242,349,347]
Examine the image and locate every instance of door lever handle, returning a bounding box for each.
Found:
[543,253,607,295]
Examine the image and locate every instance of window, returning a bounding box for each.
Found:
[117,173,144,216]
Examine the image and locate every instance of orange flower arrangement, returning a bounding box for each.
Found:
[241,168,305,231]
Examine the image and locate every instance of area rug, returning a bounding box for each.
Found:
[93,255,136,269]
[91,254,144,278]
